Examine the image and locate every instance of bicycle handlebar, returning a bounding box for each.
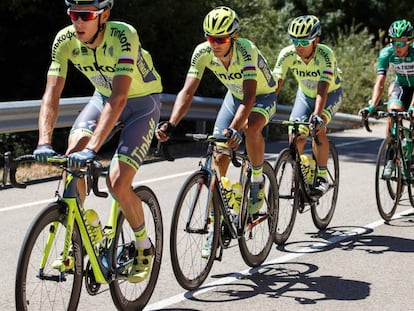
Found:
[1,152,108,198]
[270,118,321,144]
[361,109,413,133]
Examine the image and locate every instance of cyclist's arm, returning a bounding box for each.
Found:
[169,76,201,126]
[229,79,257,131]
[37,75,66,145]
[275,78,284,96]
[370,74,386,107]
[86,75,132,153]
[314,81,329,118]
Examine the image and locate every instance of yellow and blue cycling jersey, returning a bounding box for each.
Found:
[187,38,277,100]
[273,43,342,98]
[48,21,162,97]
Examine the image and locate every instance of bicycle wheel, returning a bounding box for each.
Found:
[311,141,339,229]
[170,171,220,290]
[238,161,278,267]
[273,148,299,245]
[15,203,83,311]
[110,186,163,311]
[375,137,401,221]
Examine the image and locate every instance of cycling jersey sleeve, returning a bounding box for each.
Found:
[187,42,209,80]
[377,46,392,76]
[48,26,73,78]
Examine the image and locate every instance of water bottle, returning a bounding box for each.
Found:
[300,154,315,184]
[84,209,103,246]
[231,182,243,212]
[221,176,233,203]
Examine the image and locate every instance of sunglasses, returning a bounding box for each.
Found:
[391,40,408,48]
[292,39,314,47]
[206,36,232,44]
[67,8,104,22]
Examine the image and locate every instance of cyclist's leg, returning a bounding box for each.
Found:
[67,90,104,201]
[106,94,161,283]
[386,82,405,134]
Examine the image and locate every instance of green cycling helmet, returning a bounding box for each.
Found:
[288,15,321,40]
[388,19,414,39]
[65,0,113,9]
[203,6,240,36]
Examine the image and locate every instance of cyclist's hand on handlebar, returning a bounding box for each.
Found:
[309,115,325,135]
[223,127,242,150]
[155,121,175,142]
[33,144,57,163]
[359,105,375,120]
[68,148,96,168]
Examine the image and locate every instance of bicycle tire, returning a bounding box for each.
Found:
[375,136,401,221]
[273,148,299,245]
[311,141,339,229]
[110,185,163,311]
[170,171,220,290]
[238,161,278,267]
[15,203,83,311]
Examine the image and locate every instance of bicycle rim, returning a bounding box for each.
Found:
[110,186,163,311]
[375,137,401,220]
[15,203,83,311]
[311,141,339,229]
[239,161,277,267]
[273,149,298,245]
[170,171,219,290]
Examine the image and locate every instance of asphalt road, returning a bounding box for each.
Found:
[2,122,414,311]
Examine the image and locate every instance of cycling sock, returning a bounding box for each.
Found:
[134,223,151,249]
[317,167,328,178]
[251,165,263,183]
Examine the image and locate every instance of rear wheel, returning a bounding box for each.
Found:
[311,141,339,229]
[110,186,163,311]
[375,137,401,221]
[273,148,298,245]
[239,161,278,266]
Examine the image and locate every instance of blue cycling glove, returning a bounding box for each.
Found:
[68,148,96,168]
[225,127,243,145]
[33,144,56,163]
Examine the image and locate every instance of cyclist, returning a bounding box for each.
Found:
[360,19,414,177]
[273,15,343,196]
[33,0,162,283]
[155,6,277,257]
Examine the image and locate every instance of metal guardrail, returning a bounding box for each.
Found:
[0,94,383,134]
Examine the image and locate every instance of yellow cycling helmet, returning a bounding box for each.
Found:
[203,6,240,36]
[288,15,321,40]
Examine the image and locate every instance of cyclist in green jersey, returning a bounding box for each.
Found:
[273,15,343,196]
[155,6,277,257]
[361,19,414,177]
[33,0,162,283]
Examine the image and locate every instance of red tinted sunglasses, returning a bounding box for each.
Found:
[67,8,104,21]
[206,36,232,44]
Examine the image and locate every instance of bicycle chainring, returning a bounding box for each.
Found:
[85,260,101,295]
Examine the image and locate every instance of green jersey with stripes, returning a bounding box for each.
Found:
[273,44,342,98]
[377,44,414,87]
[48,21,162,97]
[187,38,277,100]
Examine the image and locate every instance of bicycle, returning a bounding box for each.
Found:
[361,108,414,221]
[271,118,340,245]
[3,151,163,310]
[168,134,278,290]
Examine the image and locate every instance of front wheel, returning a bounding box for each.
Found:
[311,141,339,229]
[273,148,298,245]
[170,171,220,291]
[238,161,278,267]
[15,203,83,311]
[110,186,163,311]
[375,136,401,221]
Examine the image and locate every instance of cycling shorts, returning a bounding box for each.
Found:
[388,82,414,110]
[289,87,343,135]
[70,90,161,171]
[212,91,277,137]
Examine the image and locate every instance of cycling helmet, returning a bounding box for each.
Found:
[203,6,240,36]
[288,15,321,40]
[65,0,113,10]
[388,19,414,39]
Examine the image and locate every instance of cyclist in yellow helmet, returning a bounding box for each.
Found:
[273,15,343,196]
[156,6,277,257]
[33,0,162,283]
